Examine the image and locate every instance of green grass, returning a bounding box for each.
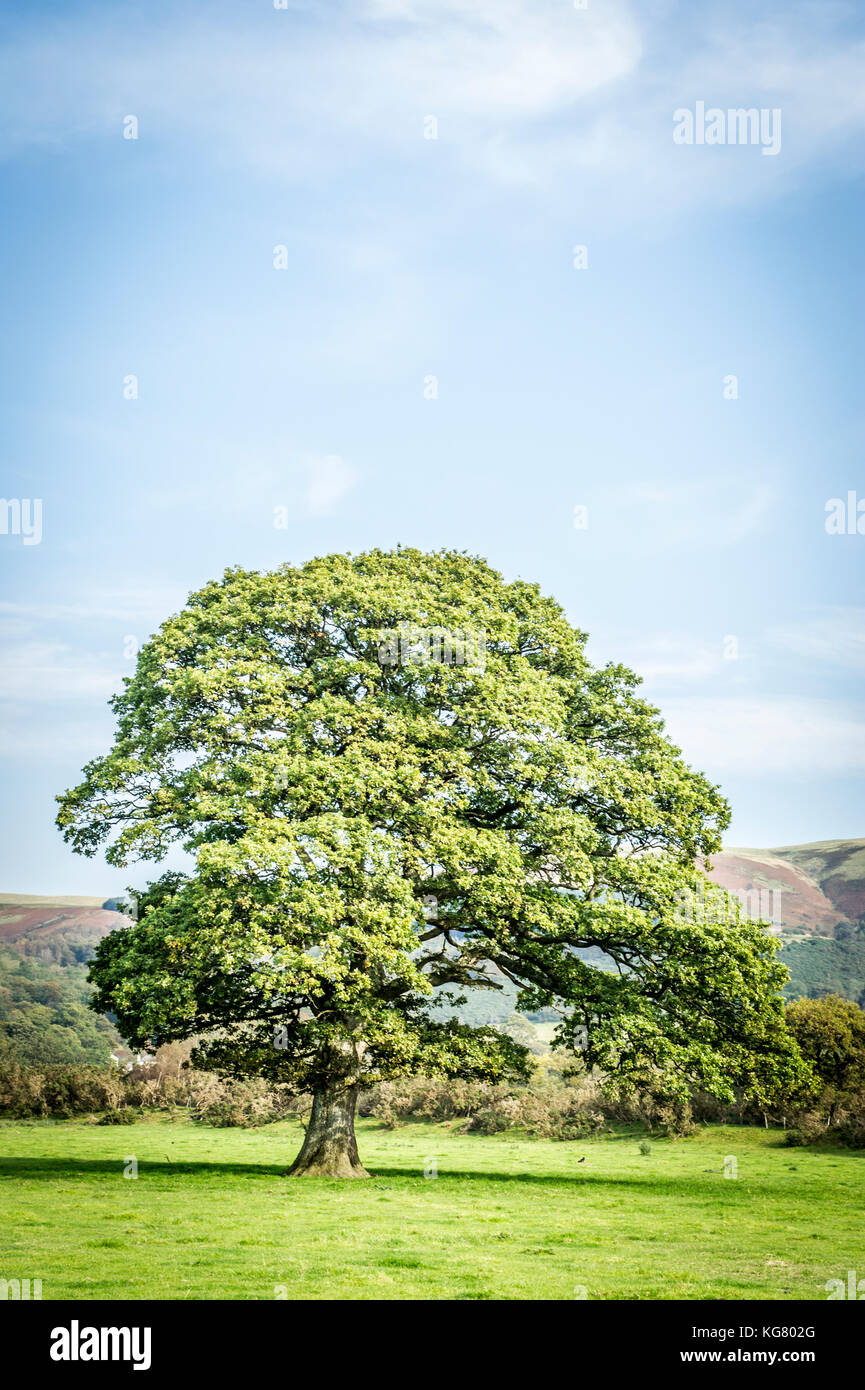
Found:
[1,1116,861,1300]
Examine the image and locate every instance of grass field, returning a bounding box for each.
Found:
[1,1115,861,1300]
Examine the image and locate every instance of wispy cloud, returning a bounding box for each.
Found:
[0,641,123,703]
[0,1,640,157]
[768,608,865,672]
[622,637,724,685]
[1,1,863,213]
[662,695,865,776]
[0,584,189,626]
[604,479,778,550]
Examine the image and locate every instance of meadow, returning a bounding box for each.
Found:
[1,1115,861,1300]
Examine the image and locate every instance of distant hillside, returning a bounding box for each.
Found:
[704,839,865,1006]
[5,843,863,954]
[1,844,864,1049]
[0,948,125,1066]
[0,897,132,1065]
[706,839,865,935]
[0,895,130,965]
[771,840,865,923]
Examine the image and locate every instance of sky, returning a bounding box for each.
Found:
[0,0,863,894]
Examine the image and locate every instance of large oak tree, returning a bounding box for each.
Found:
[58,549,803,1175]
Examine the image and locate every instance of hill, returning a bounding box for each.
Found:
[1,842,864,1053]
[0,896,130,1064]
[705,840,865,1004]
[4,841,863,958]
[706,839,865,935]
[0,894,129,965]
[771,840,865,923]
[0,948,124,1065]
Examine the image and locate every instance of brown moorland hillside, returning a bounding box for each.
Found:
[0,894,129,960]
[1,840,863,959]
[706,839,865,935]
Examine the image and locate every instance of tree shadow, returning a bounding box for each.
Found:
[0,1154,714,1193]
[366,1165,716,1192]
[0,1156,290,1180]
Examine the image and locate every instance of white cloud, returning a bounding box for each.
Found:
[1,1,862,211]
[0,1,639,169]
[661,695,865,775]
[584,627,727,685]
[0,641,123,703]
[627,638,722,685]
[358,0,641,119]
[0,584,189,626]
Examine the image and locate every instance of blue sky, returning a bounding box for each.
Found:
[0,0,863,893]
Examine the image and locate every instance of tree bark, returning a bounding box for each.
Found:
[287,1083,369,1178]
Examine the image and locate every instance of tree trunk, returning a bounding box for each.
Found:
[287,1083,369,1178]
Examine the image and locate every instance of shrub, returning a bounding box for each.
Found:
[837,1105,865,1149]
[784,1112,827,1146]
[186,1074,299,1128]
[0,1054,299,1126]
[0,1058,125,1118]
[363,1075,614,1141]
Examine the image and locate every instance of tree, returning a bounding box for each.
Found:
[57,549,804,1176]
[785,994,865,1124]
